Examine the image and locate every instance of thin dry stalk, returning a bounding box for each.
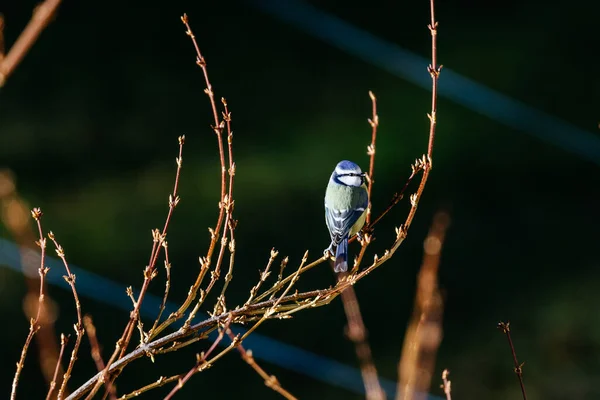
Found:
[497,322,527,400]
[397,211,449,400]
[46,334,69,400]
[163,316,233,400]
[337,91,385,400]
[151,15,232,338]
[227,329,297,400]
[83,315,116,400]
[47,233,85,400]
[441,369,451,400]
[89,136,186,399]
[0,171,64,393]
[366,90,378,224]
[339,283,385,400]
[148,243,173,337]
[117,375,180,400]
[10,208,49,400]
[0,0,61,86]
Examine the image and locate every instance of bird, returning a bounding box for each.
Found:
[324,160,369,273]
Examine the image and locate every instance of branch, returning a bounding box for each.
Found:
[227,329,297,400]
[89,136,186,399]
[163,316,233,400]
[0,0,62,87]
[338,91,384,400]
[11,208,49,400]
[397,211,449,400]
[441,369,452,400]
[48,232,85,400]
[46,333,68,400]
[0,171,64,393]
[497,322,528,400]
[83,315,116,400]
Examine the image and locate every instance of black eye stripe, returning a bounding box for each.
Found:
[339,173,362,177]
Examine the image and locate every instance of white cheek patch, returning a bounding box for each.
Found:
[339,175,362,187]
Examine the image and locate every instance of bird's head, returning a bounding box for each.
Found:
[331,160,366,187]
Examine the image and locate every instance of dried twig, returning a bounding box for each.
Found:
[0,0,62,86]
[441,369,452,400]
[337,91,385,400]
[89,136,185,399]
[150,14,231,338]
[1,172,64,393]
[397,211,449,400]
[11,208,49,400]
[83,315,116,400]
[163,316,233,400]
[48,232,85,400]
[497,322,527,400]
[46,334,69,400]
[227,329,297,400]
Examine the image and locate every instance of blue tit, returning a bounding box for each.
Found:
[324,160,369,273]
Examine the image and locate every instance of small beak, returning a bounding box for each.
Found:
[362,172,371,183]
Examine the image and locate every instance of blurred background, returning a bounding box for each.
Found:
[1,0,600,399]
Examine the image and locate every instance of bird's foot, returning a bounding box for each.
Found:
[323,245,334,258]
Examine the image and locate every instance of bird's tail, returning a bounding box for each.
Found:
[334,237,348,273]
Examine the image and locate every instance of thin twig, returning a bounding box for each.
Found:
[83,315,116,400]
[337,91,385,400]
[163,316,233,400]
[339,283,385,400]
[1,171,64,392]
[151,14,230,338]
[227,329,297,400]
[149,243,173,337]
[365,90,378,225]
[497,322,527,400]
[11,208,48,400]
[117,375,180,400]
[46,334,69,400]
[89,136,185,399]
[397,211,449,400]
[47,232,85,400]
[0,0,62,86]
[441,369,452,400]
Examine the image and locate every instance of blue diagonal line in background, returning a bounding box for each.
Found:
[0,238,444,399]
[250,0,600,166]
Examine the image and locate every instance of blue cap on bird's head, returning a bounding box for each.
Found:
[331,160,366,187]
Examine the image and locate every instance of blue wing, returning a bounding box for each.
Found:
[325,195,368,245]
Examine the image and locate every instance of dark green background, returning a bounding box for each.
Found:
[1,0,599,398]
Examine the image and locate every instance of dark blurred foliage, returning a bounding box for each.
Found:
[1,0,600,399]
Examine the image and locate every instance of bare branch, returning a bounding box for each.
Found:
[0,0,62,86]
[11,208,49,400]
[46,334,69,400]
[397,211,449,400]
[497,322,528,400]
[47,232,85,400]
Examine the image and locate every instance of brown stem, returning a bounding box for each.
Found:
[397,211,449,400]
[163,316,232,400]
[227,329,297,400]
[11,208,49,400]
[0,171,64,395]
[0,0,62,86]
[88,136,185,399]
[46,334,68,400]
[48,233,85,400]
[497,322,528,400]
[83,316,116,400]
